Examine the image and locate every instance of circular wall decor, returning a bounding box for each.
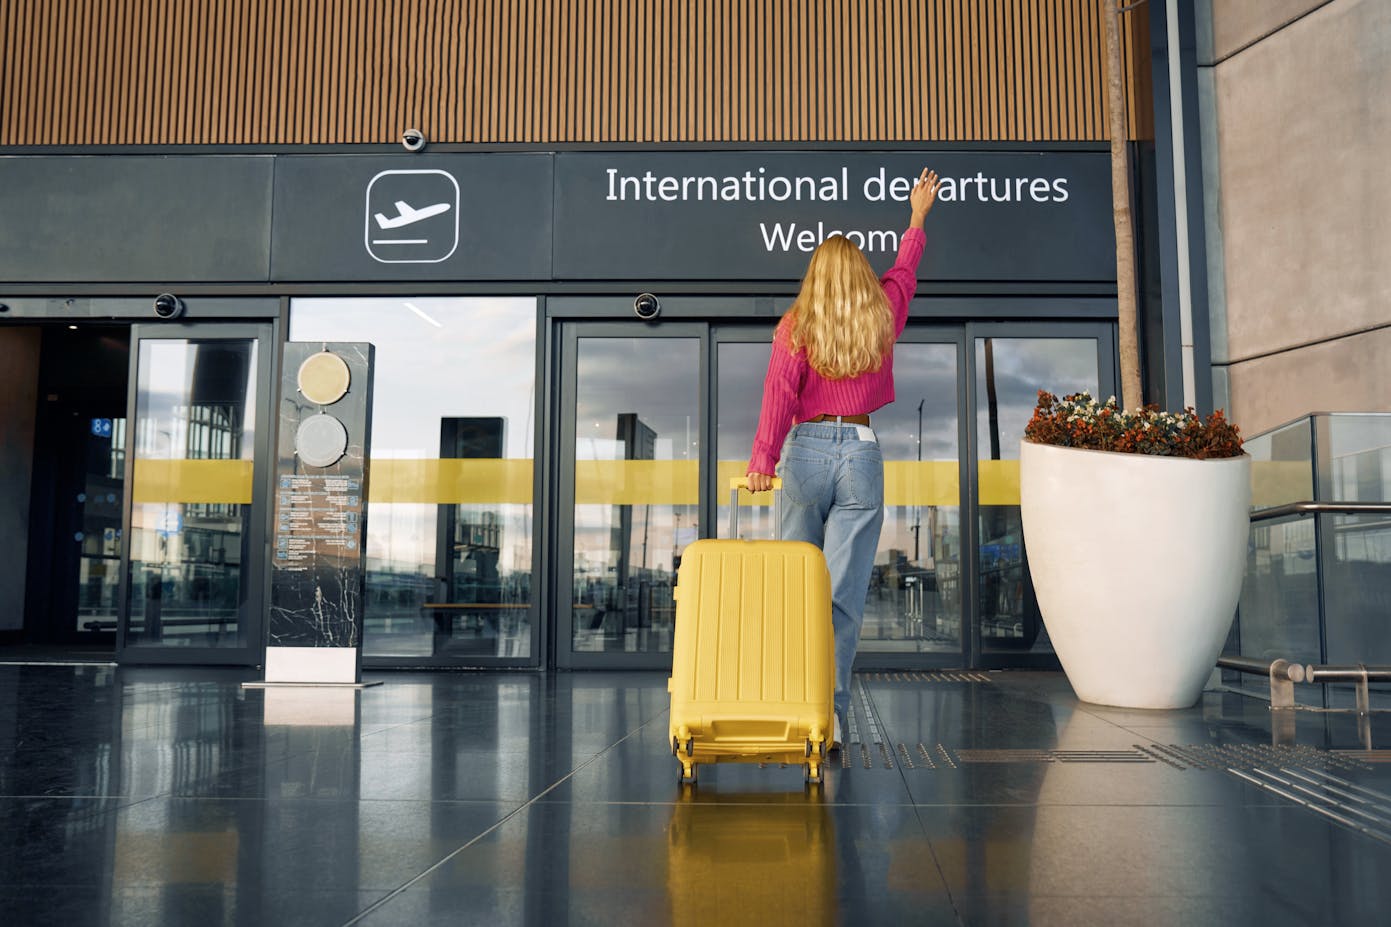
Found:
[298,351,351,406]
[295,413,349,468]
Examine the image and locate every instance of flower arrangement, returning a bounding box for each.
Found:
[1024,391,1244,460]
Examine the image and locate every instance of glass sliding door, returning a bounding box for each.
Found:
[553,315,1116,671]
[117,324,274,664]
[557,323,703,668]
[967,324,1116,666]
[713,328,967,663]
[863,335,966,659]
[713,332,777,540]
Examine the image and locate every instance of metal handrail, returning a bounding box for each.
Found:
[1304,665,1391,717]
[1217,656,1389,714]
[1217,655,1305,682]
[1250,501,1391,522]
[1216,656,1305,709]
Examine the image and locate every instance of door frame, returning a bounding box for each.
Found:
[710,323,976,670]
[549,314,1121,672]
[553,320,709,669]
[114,321,278,666]
[844,326,973,670]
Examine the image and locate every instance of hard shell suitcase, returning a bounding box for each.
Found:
[667,477,835,784]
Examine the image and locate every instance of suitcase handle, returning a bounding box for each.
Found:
[729,476,783,539]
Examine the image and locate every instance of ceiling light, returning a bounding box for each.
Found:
[402,302,443,328]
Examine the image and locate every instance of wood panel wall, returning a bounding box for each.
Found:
[0,0,1152,146]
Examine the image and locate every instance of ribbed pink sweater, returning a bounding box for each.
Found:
[747,226,926,476]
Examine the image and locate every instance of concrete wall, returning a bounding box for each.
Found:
[0,328,41,632]
[1210,0,1331,60]
[1203,0,1390,435]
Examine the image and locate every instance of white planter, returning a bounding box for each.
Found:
[1019,440,1252,709]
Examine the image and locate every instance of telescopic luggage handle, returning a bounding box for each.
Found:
[729,476,783,539]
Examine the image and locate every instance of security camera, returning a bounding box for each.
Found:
[401,129,427,152]
[633,293,660,320]
[153,293,185,320]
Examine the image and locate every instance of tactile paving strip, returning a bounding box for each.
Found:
[1228,766,1391,845]
[837,678,1391,845]
[863,671,993,683]
[1155,743,1373,772]
[952,748,1155,764]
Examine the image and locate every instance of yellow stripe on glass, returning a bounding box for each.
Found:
[127,457,1025,507]
[131,460,254,504]
[575,460,699,505]
[720,460,965,507]
[977,460,1022,506]
[370,459,535,504]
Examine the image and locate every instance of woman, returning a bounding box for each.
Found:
[746,167,940,747]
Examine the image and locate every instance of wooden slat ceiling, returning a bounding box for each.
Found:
[0,0,1153,146]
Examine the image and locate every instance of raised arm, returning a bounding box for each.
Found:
[909,167,940,231]
[880,168,940,329]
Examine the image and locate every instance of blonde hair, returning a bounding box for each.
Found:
[781,235,894,379]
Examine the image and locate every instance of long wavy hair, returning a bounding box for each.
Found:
[780,235,894,379]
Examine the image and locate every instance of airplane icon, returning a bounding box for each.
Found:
[374,200,451,229]
[365,169,460,263]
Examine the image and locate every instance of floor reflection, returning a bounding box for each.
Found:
[1,664,1389,926]
[666,791,838,924]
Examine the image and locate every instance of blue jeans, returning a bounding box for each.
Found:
[776,422,884,723]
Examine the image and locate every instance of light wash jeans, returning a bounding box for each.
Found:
[776,422,885,724]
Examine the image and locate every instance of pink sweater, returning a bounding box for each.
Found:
[747,226,926,476]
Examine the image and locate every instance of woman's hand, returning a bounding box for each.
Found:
[746,471,775,493]
[910,168,940,228]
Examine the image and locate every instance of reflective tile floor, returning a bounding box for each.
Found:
[2,664,1390,926]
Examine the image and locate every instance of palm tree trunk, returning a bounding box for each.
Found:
[1105,0,1143,411]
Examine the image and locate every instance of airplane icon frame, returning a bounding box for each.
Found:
[364,169,460,264]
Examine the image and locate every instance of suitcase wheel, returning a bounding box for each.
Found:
[679,762,697,785]
[674,726,694,760]
[804,761,822,785]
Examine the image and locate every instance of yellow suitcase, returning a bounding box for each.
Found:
[668,478,835,784]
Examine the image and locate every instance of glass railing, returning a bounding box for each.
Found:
[1230,413,1391,709]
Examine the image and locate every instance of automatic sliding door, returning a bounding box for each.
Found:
[117,324,273,664]
[969,327,1115,665]
[713,328,967,664]
[558,324,703,668]
[863,337,966,659]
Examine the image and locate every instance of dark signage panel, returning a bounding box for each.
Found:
[553,151,1115,281]
[271,154,553,281]
[0,156,273,283]
[1,150,1112,286]
[268,342,375,682]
